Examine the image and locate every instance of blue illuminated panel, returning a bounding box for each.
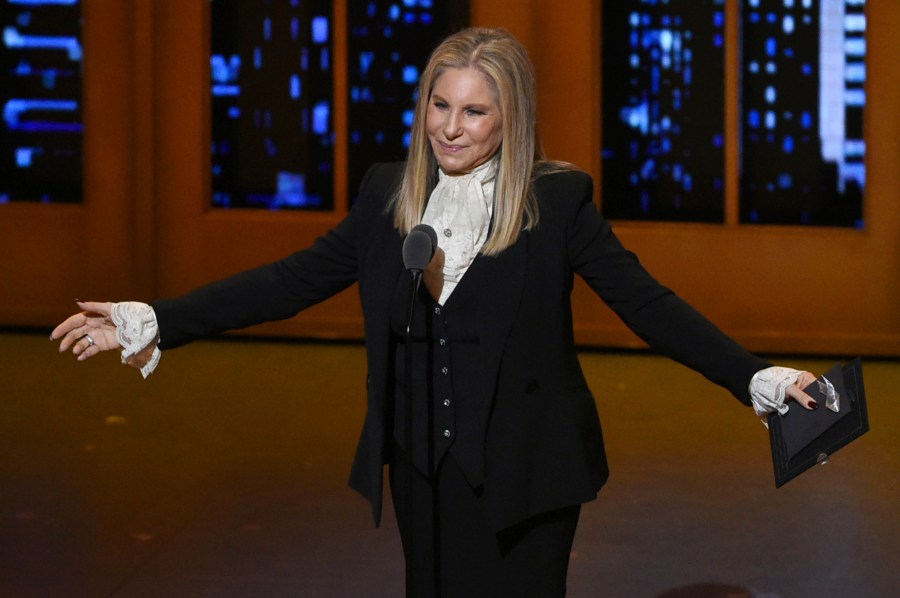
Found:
[347,1,467,203]
[1,0,83,203]
[601,0,726,222]
[211,0,334,210]
[741,0,865,226]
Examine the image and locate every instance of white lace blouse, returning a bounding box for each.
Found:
[421,158,497,306]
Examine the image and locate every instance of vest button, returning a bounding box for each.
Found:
[443,398,450,407]
[443,429,451,438]
[441,366,448,375]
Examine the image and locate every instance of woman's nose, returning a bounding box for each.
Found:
[443,114,462,139]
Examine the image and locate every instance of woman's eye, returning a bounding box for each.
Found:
[433,101,448,110]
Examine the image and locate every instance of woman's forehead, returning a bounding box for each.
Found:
[430,67,499,101]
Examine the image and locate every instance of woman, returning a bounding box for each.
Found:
[52,28,817,597]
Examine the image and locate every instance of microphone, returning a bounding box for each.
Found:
[402,224,438,273]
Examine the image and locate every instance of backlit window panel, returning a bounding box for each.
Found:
[740,0,865,226]
[601,0,726,222]
[347,0,467,203]
[211,1,467,211]
[1,0,83,204]
[211,0,334,210]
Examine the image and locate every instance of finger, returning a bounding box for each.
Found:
[75,300,112,317]
[50,312,87,341]
[785,384,818,410]
[70,333,90,357]
[795,371,817,390]
[57,326,86,352]
[76,340,101,361]
[58,323,91,352]
[72,332,102,358]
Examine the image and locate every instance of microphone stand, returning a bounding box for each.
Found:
[404,267,422,597]
[401,225,440,596]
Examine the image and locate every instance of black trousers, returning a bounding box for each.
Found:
[389,448,580,598]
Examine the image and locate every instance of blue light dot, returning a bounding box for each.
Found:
[778,173,792,189]
[783,15,795,34]
[783,136,794,154]
[748,110,760,128]
[312,17,329,43]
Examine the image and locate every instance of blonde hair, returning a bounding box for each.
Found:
[393,27,565,255]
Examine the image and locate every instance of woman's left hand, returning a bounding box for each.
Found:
[785,370,819,410]
[750,366,820,416]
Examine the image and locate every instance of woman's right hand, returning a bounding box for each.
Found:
[50,300,122,361]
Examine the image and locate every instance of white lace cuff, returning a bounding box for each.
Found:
[749,366,804,418]
[110,301,161,379]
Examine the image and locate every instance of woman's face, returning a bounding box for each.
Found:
[426,67,503,175]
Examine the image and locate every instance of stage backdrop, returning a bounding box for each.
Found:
[1,0,898,357]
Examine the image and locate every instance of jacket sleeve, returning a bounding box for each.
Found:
[152,164,389,350]
[559,172,768,405]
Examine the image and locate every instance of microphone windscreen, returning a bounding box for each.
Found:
[402,225,437,272]
[410,223,438,249]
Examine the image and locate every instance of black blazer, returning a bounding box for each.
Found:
[153,162,768,532]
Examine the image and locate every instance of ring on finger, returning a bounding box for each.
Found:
[85,334,94,348]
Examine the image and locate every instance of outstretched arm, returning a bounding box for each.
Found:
[560,174,818,412]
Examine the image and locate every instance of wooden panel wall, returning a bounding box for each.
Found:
[475,0,900,356]
[1,0,897,356]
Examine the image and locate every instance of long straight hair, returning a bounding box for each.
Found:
[392,27,562,256]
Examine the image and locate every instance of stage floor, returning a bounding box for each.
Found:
[3,332,898,597]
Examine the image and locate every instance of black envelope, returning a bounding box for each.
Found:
[767,358,868,487]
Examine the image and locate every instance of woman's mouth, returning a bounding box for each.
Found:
[439,141,466,153]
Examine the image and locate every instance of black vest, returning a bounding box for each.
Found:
[391,255,491,488]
